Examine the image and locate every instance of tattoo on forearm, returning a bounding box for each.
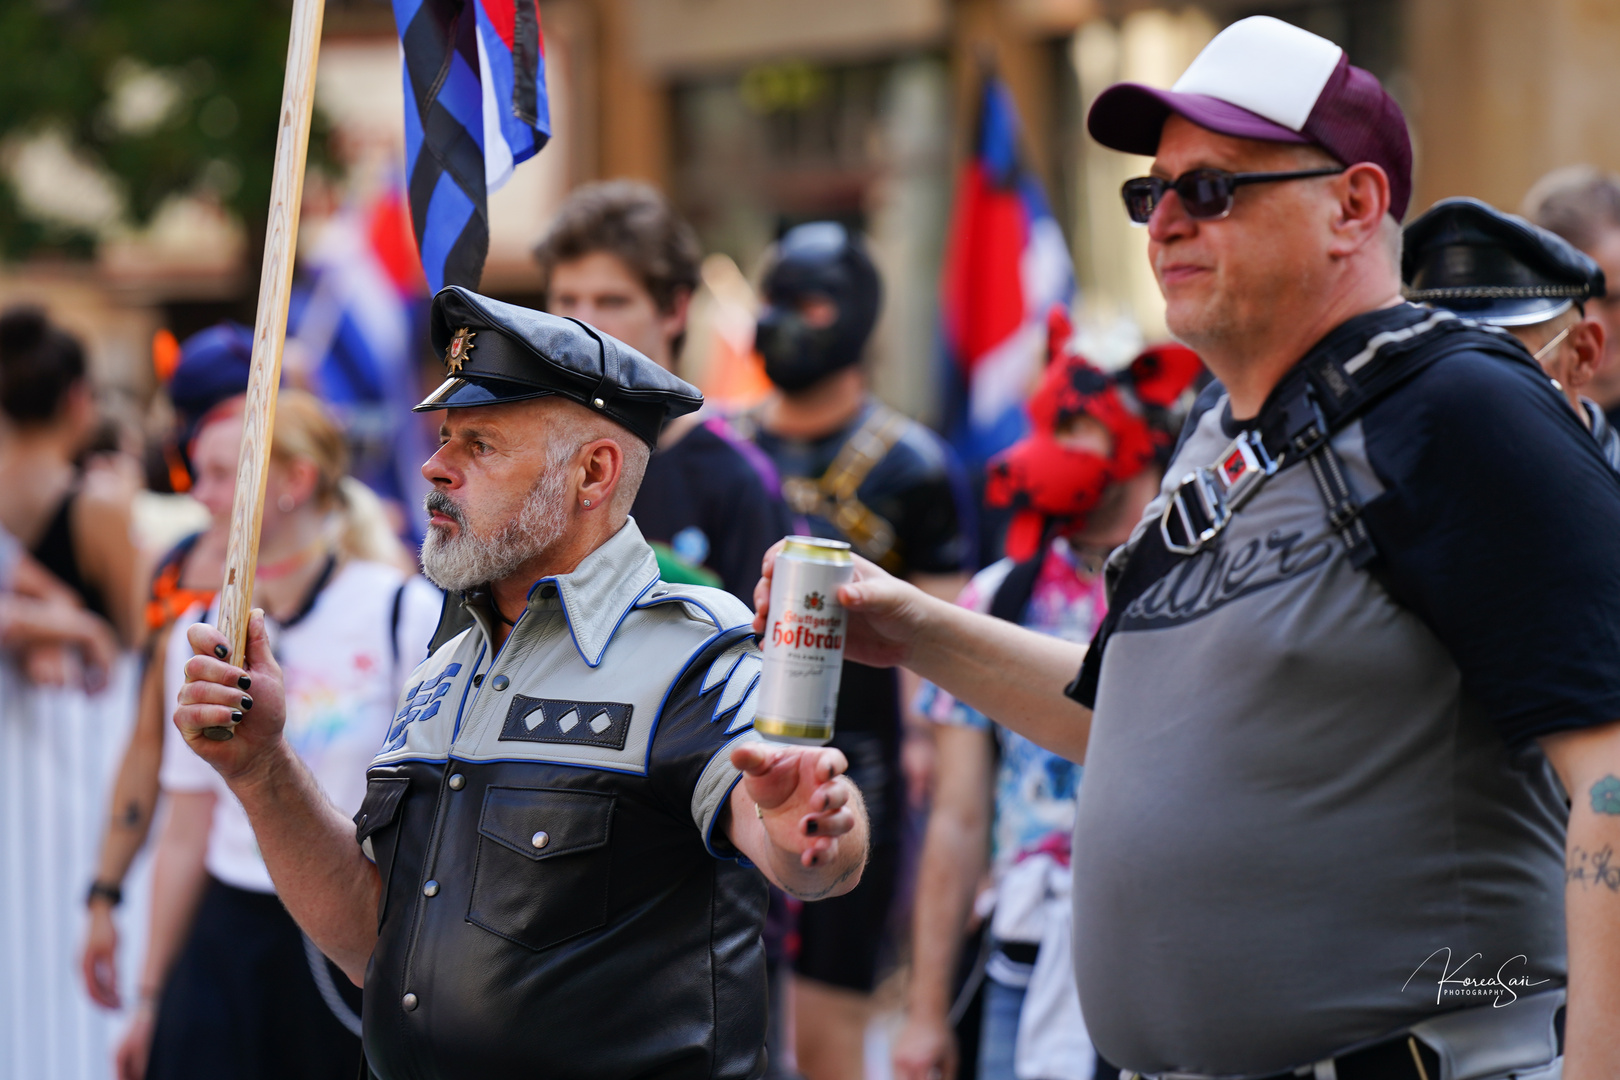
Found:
[798,858,864,902]
[118,800,144,829]
[1590,775,1620,815]
[1568,845,1620,892]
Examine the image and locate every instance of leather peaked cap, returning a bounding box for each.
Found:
[414,286,702,446]
[1403,197,1606,327]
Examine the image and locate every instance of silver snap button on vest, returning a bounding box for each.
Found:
[402,993,418,1011]
[423,880,439,897]
[447,773,464,790]
[491,674,509,691]
[531,831,549,849]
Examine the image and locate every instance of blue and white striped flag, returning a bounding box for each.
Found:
[392,0,551,292]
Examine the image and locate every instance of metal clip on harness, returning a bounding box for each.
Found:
[1159,429,1278,556]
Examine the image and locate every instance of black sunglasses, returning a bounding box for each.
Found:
[1121,166,1346,224]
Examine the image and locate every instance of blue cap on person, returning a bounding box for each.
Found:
[413,285,703,447]
[1086,15,1414,221]
[1402,196,1607,326]
[167,321,256,441]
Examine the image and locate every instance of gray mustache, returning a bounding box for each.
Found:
[424,490,467,527]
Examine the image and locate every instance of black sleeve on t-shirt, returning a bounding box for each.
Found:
[692,429,797,602]
[633,426,795,604]
[859,423,976,576]
[1360,346,1620,747]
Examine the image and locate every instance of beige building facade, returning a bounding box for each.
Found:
[9,0,1620,420]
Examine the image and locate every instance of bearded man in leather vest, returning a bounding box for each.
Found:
[171,285,869,1080]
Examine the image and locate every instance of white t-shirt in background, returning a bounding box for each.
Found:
[160,559,441,893]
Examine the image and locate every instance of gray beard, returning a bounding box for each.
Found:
[419,466,573,593]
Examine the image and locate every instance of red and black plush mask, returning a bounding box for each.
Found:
[985,306,1203,561]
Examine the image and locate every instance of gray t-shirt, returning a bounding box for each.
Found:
[1070,307,1620,1076]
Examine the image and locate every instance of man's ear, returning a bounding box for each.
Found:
[1568,317,1607,391]
[577,438,625,511]
[1327,162,1392,258]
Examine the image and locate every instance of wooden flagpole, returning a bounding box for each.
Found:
[203,0,326,740]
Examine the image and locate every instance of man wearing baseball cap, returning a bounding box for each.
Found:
[753,15,1620,1080]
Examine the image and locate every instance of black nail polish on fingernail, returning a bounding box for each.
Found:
[214,645,228,659]
[240,696,253,711]
[238,676,251,690]
[230,710,243,724]
[805,820,819,835]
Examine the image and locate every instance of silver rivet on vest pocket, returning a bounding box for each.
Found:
[423,880,439,897]
[531,831,549,849]
[402,993,419,1011]
[448,773,465,790]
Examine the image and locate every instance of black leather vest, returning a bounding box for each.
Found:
[356,524,770,1079]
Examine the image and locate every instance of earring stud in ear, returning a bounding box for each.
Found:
[582,499,592,508]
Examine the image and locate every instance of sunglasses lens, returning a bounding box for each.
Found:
[1176,170,1235,219]
[1122,178,1160,224]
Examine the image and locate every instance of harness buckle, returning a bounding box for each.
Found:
[1160,430,1277,555]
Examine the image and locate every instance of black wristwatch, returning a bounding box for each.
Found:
[86,880,123,908]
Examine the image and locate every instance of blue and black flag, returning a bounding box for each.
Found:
[392,0,551,292]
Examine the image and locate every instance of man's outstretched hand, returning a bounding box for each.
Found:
[751,542,934,670]
[727,742,868,900]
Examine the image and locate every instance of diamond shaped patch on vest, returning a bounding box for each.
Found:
[500,695,633,751]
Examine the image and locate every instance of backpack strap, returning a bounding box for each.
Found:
[988,523,1058,626]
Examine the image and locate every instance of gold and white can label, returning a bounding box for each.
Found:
[756,536,855,745]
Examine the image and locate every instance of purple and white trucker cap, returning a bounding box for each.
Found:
[1087,16,1413,220]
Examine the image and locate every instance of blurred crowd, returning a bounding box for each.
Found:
[7,111,1620,1080]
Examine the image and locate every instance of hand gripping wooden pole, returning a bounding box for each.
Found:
[203,0,326,741]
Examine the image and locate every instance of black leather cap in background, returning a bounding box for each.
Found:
[414,285,703,446]
[1402,196,1606,326]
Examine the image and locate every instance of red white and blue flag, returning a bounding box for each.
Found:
[941,76,1074,467]
[392,0,550,292]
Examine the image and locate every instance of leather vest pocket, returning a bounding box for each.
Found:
[469,786,616,951]
[355,776,410,929]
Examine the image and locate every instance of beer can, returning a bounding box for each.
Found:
[756,536,855,745]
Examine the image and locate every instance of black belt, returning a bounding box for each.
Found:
[1226,1003,1565,1080]
[1248,1033,1441,1080]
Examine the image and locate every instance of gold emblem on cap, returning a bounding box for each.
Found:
[444,327,476,373]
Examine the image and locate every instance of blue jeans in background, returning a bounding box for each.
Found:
[978,978,1026,1080]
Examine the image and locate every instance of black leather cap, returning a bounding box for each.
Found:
[1403,196,1606,326]
[414,286,702,446]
